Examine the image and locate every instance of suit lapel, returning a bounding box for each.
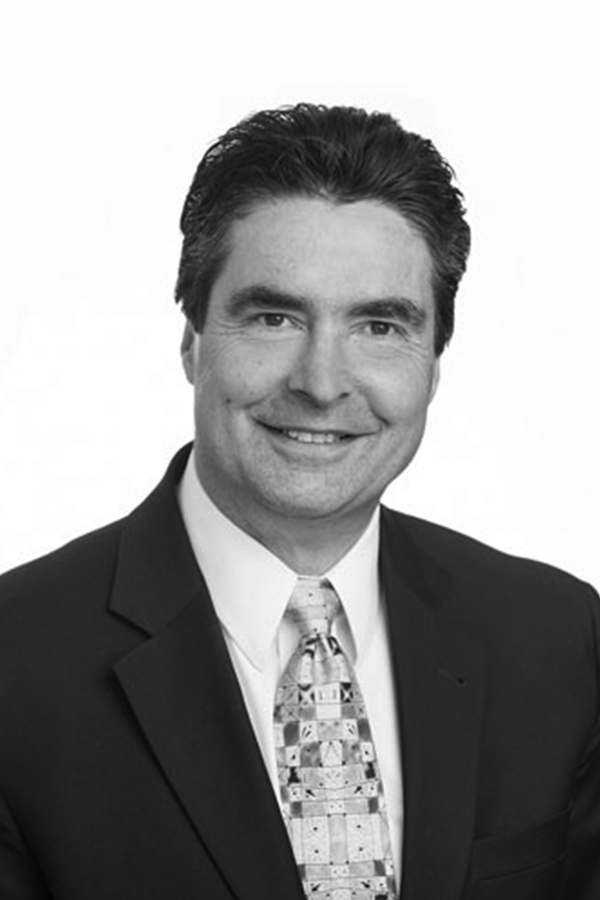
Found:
[110,448,305,900]
[380,509,485,900]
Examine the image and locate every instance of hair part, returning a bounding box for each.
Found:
[175,103,471,355]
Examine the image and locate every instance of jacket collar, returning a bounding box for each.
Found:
[108,444,201,634]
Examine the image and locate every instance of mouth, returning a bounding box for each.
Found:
[259,423,358,445]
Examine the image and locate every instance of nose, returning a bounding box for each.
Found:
[286,329,352,407]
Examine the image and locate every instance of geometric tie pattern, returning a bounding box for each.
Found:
[274,576,396,900]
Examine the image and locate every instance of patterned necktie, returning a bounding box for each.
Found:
[274,576,396,900]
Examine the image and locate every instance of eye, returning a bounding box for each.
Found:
[369,321,392,336]
[365,321,402,337]
[259,313,289,327]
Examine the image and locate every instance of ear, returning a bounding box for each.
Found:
[180,320,199,385]
[429,357,441,404]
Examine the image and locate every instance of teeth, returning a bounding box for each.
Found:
[284,430,339,444]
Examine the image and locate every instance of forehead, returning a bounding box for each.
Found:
[212,196,434,309]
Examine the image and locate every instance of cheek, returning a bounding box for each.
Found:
[365,361,436,426]
[195,349,284,410]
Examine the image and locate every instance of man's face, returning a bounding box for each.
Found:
[182,196,440,534]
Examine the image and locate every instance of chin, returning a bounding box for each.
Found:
[257,484,371,523]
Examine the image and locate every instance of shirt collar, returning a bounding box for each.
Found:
[177,451,381,671]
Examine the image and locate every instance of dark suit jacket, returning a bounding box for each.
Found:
[1,446,599,899]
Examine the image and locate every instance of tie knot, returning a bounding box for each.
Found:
[285,576,340,638]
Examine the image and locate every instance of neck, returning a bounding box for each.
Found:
[238,509,376,576]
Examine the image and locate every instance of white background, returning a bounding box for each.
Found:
[1,0,598,585]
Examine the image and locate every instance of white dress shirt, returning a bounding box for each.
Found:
[177,453,403,882]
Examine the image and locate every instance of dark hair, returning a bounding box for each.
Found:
[175,103,470,355]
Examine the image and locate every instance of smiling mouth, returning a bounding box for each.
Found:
[283,429,346,444]
[261,423,357,444]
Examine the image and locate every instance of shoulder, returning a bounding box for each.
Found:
[0,445,189,629]
[380,505,599,631]
[0,445,193,673]
[0,520,125,659]
[0,518,123,598]
[383,504,592,588]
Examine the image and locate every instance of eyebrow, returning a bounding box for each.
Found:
[347,298,428,330]
[225,286,429,330]
[226,286,307,316]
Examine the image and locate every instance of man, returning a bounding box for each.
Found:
[0,104,598,900]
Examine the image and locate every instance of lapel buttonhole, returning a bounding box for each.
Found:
[438,667,467,687]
